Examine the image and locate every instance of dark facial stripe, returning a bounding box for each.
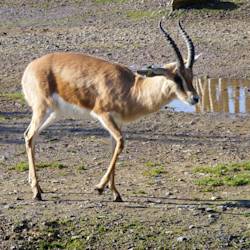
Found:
[174,75,185,92]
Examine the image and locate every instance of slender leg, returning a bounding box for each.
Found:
[108,118,122,190]
[24,108,58,200]
[107,137,122,201]
[93,112,124,202]
[38,111,58,133]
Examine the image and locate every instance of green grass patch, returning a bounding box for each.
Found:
[38,241,64,250]
[194,162,250,187]
[143,161,166,177]
[65,239,85,249]
[13,162,67,172]
[0,92,25,104]
[38,162,67,169]
[0,115,7,121]
[224,174,250,186]
[15,162,29,172]
[195,177,224,187]
[77,164,86,171]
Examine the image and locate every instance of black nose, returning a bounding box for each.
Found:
[192,95,199,104]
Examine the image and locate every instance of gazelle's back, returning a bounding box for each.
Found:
[22,52,136,112]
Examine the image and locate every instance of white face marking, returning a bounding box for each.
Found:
[52,93,91,119]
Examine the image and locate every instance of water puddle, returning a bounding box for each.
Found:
[168,78,250,113]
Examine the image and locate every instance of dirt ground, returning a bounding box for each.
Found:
[0,0,250,249]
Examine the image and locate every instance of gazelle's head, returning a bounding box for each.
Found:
[138,20,200,105]
[161,20,200,105]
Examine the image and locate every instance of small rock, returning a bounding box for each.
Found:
[206,207,216,213]
[28,236,33,242]
[71,235,81,240]
[0,155,7,161]
[196,207,206,212]
[208,214,218,219]
[4,235,10,241]
[218,205,228,211]
[165,191,173,196]
[211,196,221,201]
[51,180,60,183]
[177,178,185,182]
[176,205,191,209]
[4,204,14,209]
[12,220,29,233]
[189,225,195,229]
[177,236,188,242]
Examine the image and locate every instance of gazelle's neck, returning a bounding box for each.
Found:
[132,75,175,113]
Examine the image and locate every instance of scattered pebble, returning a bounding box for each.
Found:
[165,191,173,196]
[0,155,7,161]
[206,207,216,213]
[177,178,185,182]
[211,196,221,201]
[208,214,218,219]
[4,204,15,209]
[176,205,191,209]
[71,235,82,240]
[176,236,189,242]
[218,205,228,211]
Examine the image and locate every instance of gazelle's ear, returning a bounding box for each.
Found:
[163,62,178,72]
[163,53,202,72]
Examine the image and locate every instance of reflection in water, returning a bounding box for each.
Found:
[168,78,250,113]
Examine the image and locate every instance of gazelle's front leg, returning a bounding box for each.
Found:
[93,112,124,202]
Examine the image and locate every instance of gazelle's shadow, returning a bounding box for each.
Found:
[39,191,250,211]
[179,0,239,11]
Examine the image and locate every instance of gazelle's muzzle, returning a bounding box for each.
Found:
[189,95,199,105]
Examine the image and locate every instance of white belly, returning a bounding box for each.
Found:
[51,93,124,128]
[52,93,91,119]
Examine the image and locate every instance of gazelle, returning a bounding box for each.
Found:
[22,20,200,202]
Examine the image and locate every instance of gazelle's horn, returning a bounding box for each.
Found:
[178,20,195,68]
[159,19,185,69]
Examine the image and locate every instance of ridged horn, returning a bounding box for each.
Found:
[178,20,195,68]
[159,19,184,69]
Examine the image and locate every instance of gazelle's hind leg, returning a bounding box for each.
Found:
[24,106,58,200]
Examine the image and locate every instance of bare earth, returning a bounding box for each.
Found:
[0,0,250,249]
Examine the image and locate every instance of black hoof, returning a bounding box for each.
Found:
[113,195,123,202]
[95,187,104,195]
[33,192,42,201]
